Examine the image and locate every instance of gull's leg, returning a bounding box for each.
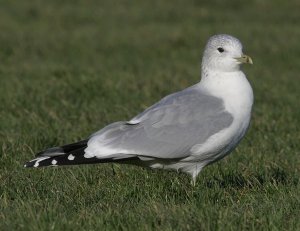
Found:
[191,175,197,186]
[191,164,202,187]
[190,164,203,186]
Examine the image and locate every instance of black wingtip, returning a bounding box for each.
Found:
[24,139,89,168]
[24,162,30,168]
[24,157,47,168]
[23,139,141,168]
[24,153,141,168]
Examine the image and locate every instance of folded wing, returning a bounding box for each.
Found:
[85,85,234,160]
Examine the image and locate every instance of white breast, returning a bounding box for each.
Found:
[186,70,253,164]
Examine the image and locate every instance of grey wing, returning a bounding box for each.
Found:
[87,85,233,159]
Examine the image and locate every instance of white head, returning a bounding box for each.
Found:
[201,34,252,73]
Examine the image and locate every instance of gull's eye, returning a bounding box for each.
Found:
[217,47,224,53]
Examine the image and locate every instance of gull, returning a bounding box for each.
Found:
[24,34,253,185]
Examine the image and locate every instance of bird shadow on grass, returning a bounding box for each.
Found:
[203,166,298,189]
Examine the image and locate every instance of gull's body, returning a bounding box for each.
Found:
[25,34,253,184]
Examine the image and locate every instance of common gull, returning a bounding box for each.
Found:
[24,34,253,185]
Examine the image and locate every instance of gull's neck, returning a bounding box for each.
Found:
[199,66,247,90]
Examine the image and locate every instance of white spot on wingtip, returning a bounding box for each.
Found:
[33,157,50,167]
[68,154,75,160]
[51,159,57,165]
[29,158,39,162]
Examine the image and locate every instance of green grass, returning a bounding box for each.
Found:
[1,0,300,230]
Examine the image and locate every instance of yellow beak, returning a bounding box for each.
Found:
[235,54,253,64]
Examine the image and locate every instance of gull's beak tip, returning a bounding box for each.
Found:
[235,54,253,65]
[248,56,253,65]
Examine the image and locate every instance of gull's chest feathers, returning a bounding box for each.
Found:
[201,70,253,123]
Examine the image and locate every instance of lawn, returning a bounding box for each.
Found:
[0,0,299,230]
